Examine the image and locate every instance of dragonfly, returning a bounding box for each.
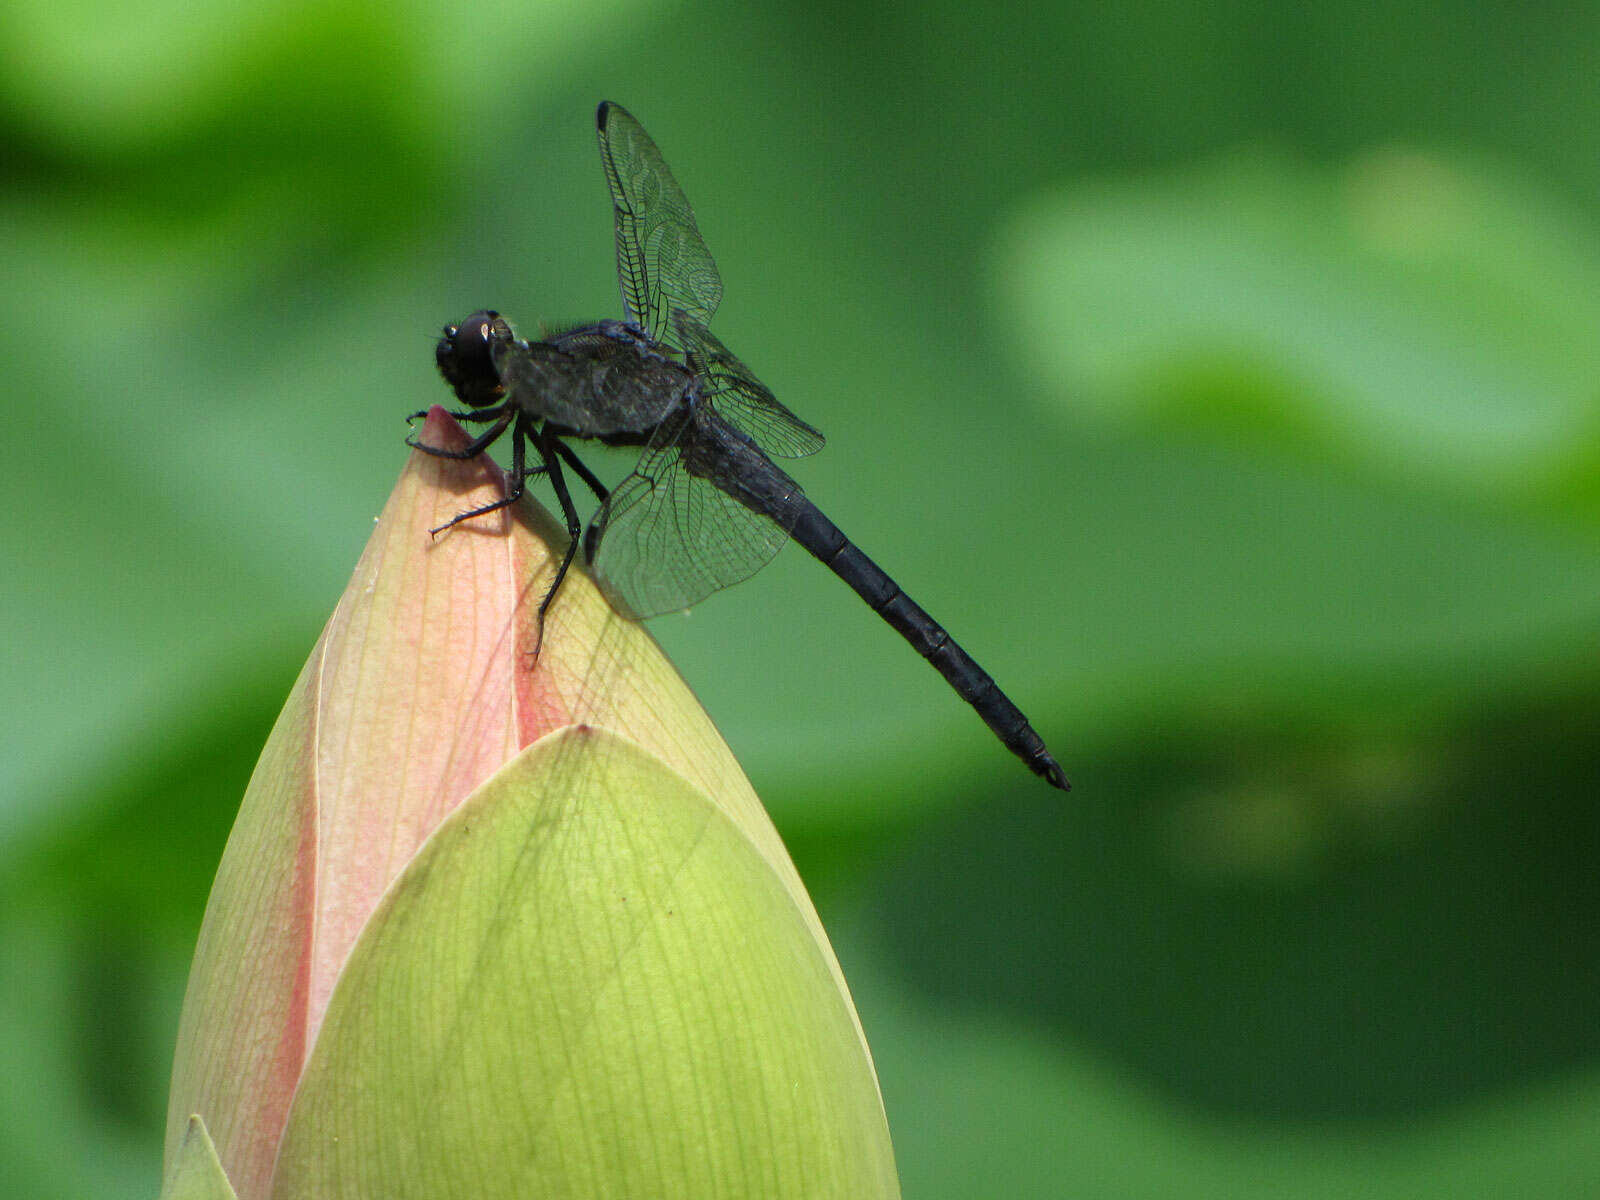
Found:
[413,101,1069,790]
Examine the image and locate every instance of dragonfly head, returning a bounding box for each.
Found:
[436,310,510,408]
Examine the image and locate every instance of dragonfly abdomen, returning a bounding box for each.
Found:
[786,505,1070,790]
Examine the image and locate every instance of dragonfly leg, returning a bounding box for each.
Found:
[533,429,584,654]
[549,441,612,567]
[407,406,514,425]
[553,440,610,503]
[407,406,513,459]
[426,415,546,536]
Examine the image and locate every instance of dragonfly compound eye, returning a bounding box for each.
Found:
[435,309,505,407]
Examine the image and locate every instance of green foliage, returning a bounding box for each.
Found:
[993,148,1600,514]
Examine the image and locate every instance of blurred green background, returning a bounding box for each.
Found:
[4,0,1599,1195]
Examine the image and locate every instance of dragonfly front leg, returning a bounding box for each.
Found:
[406,406,513,461]
[406,404,514,426]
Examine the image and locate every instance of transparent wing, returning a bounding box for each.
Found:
[597,102,723,345]
[671,309,824,459]
[587,416,800,618]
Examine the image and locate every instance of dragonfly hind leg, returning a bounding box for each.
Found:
[530,430,586,655]
[553,439,610,504]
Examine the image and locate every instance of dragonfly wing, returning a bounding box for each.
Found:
[671,309,825,459]
[597,102,723,345]
[587,417,798,618]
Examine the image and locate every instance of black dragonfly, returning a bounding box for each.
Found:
[415,102,1069,790]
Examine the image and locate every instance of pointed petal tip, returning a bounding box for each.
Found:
[160,1115,239,1200]
[411,405,481,455]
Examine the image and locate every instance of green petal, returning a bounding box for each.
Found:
[159,1117,239,1200]
[272,726,899,1199]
